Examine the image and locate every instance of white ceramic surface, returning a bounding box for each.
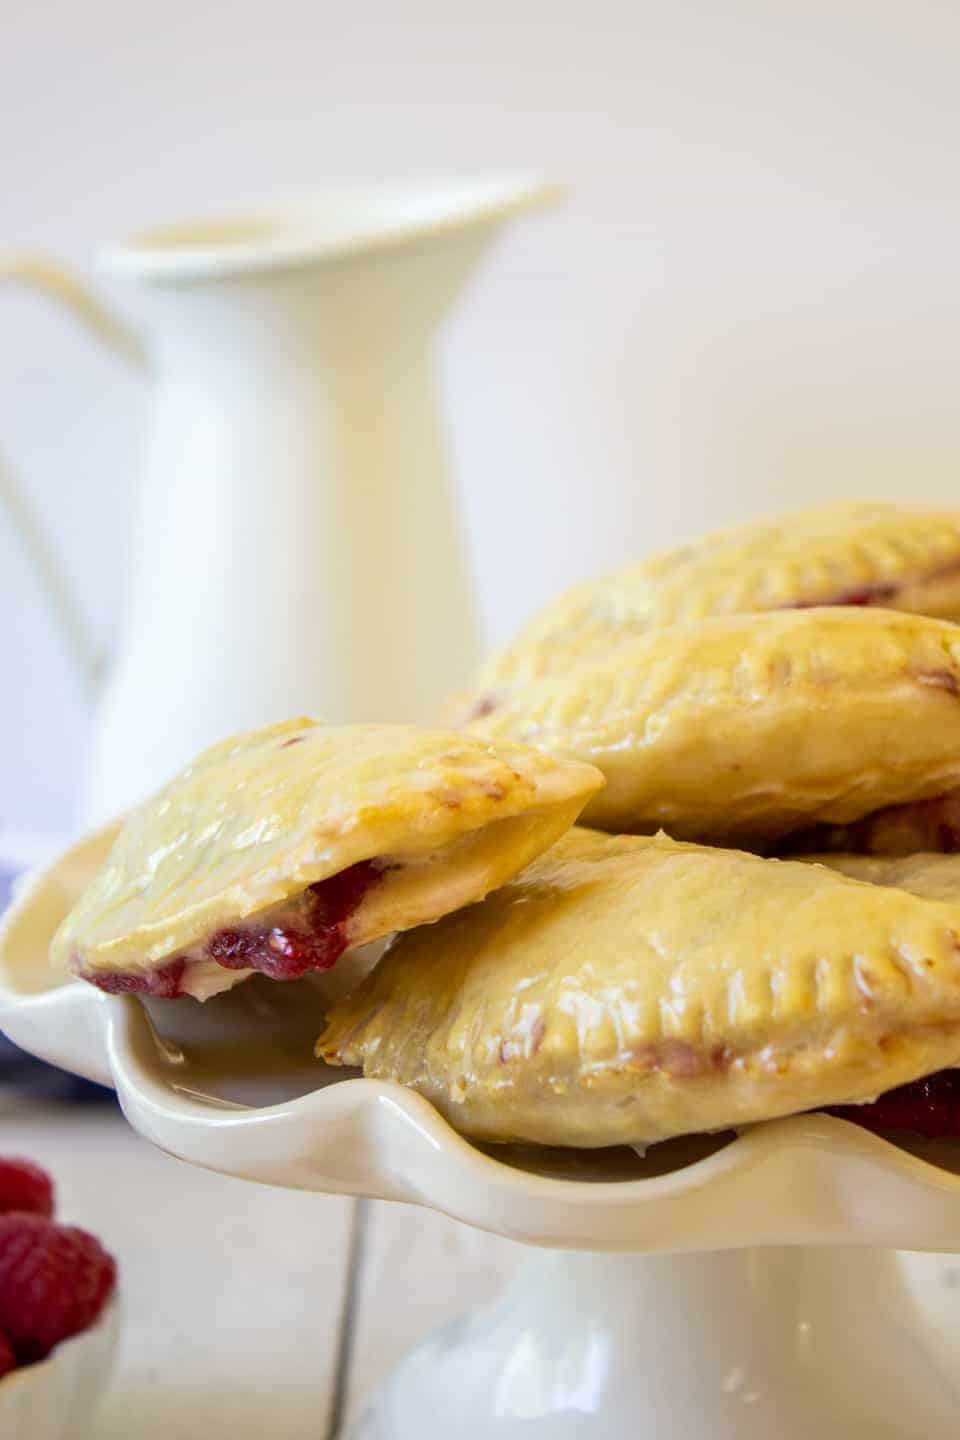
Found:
[0,177,556,825]
[347,1247,960,1439]
[0,1299,119,1440]
[6,831,960,1436]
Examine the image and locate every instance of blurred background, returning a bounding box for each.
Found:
[4,0,960,840]
[5,6,960,1432]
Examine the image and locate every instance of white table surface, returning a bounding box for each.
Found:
[8,1094,960,1437]
[0,1096,523,1437]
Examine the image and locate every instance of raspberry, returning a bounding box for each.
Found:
[0,1331,14,1380]
[0,1158,54,1219]
[0,1214,116,1363]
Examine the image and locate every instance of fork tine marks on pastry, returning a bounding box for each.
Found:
[53,719,603,1002]
[453,500,960,718]
[317,830,960,1147]
[33,498,960,1159]
[468,608,960,844]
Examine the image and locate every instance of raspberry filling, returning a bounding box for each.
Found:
[830,1069,960,1138]
[469,563,960,721]
[786,556,960,611]
[87,957,187,999]
[79,860,382,999]
[788,580,900,609]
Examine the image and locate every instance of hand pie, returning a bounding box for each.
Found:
[457,500,960,718]
[53,719,602,1001]
[791,853,960,1136]
[796,851,960,901]
[787,789,960,857]
[318,830,960,1148]
[468,608,960,844]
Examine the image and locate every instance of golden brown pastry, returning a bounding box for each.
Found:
[53,719,602,1000]
[467,608,960,843]
[456,500,960,720]
[318,830,960,1147]
[794,851,960,902]
[787,789,960,857]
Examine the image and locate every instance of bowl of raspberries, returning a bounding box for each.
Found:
[0,1155,118,1439]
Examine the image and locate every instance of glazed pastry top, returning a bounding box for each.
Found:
[469,608,960,842]
[319,829,960,1146]
[797,851,960,903]
[458,501,960,715]
[52,719,602,975]
[785,787,960,859]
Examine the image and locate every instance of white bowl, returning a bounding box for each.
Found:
[0,1298,119,1440]
[6,824,960,1250]
[9,831,960,1440]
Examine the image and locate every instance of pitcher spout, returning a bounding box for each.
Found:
[101,176,562,284]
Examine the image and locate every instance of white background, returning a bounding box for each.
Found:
[3,0,960,835]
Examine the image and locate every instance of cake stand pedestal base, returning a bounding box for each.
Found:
[347,1244,958,1438]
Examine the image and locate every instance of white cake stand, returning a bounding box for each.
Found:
[4,827,960,1438]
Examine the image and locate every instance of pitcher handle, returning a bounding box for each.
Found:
[0,254,148,693]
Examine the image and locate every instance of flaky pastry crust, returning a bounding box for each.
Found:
[319,830,960,1147]
[468,609,960,842]
[455,500,960,718]
[53,719,602,980]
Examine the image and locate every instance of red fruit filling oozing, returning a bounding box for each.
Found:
[88,957,187,999]
[787,556,960,612]
[80,859,383,999]
[207,860,381,980]
[788,580,900,609]
[470,564,960,721]
[830,1069,960,1138]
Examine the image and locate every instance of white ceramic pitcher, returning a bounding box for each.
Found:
[2,178,557,825]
